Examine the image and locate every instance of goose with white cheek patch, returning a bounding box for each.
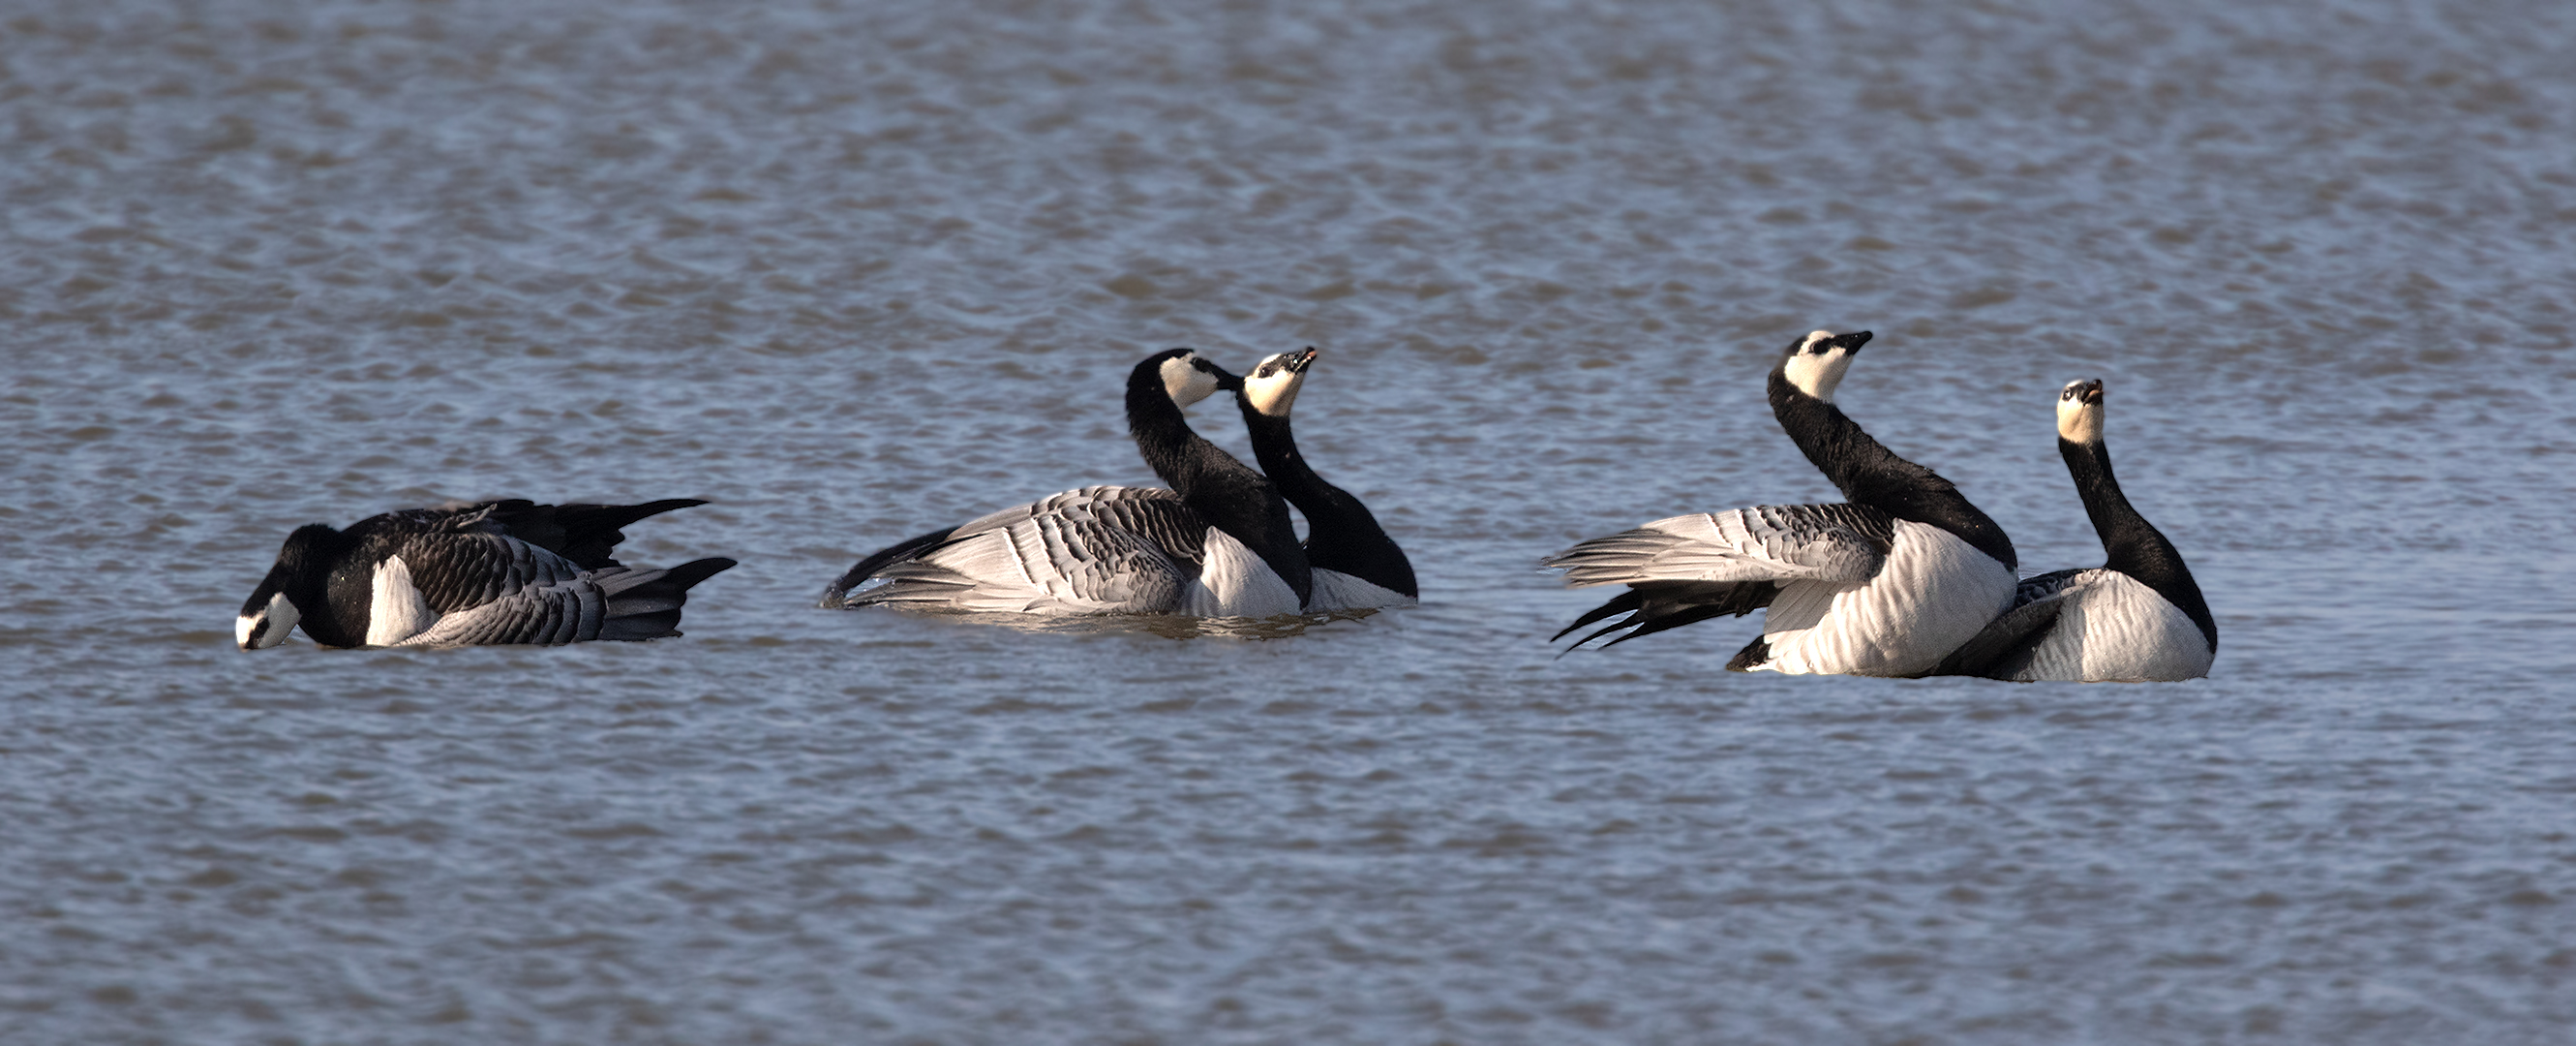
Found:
[821,349,1312,617]
[1546,329,2020,676]
[1931,379,2217,681]
[235,499,736,650]
[1229,348,1418,611]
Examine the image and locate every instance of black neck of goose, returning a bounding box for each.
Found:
[2061,437,2217,654]
[1127,369,1313,606]
[279,524,364,648]
[1238,406,1419,599]
[1768,369,2017,570]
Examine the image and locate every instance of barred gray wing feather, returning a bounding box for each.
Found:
[395,559,734,647]
[1547,504,1896,651]
[1546,504,1894,588]
[392,533,587,613]
[848,486,1209,613]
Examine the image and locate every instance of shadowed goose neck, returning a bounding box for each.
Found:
[2061,422,2218,655]
[1232,351,1417,600]
[1767,361,2017,571]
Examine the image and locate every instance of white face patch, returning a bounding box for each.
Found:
[2058,379,2105,444]
[1781,329,1857,401]
[1160,354,1221,409]
[1241,353,1307,417]
[236,591,299,650]
[365,555,440,647]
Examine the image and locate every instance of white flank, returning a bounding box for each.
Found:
[1306,569,1415,612]
[2008,569,2213,682]
[1178,527,1304,617]
[364,555,441,646]
[1748,521,2016,677]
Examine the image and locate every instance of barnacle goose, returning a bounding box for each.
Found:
[1546,329,2019,676]
[235,499,735,649]
[1229,348,1418,611]
[1932,379,2217,681]
[821,349,1312,617]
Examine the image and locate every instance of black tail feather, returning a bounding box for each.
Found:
[1725,635,1772,672]
[598,557,737,640]
[494,498,710,569]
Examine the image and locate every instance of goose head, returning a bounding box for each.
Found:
[2057,377,2106,445]
[1240,348,1318,418]
[236,524,335,649]
[1150,348,1234,409]
[1777,329,1872,401]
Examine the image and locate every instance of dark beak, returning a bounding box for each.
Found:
[1287,348,1318,374]
[2077,379,2104,405]
[1832,330,1873,353]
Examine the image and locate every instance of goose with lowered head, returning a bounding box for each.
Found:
[236,498,735,649]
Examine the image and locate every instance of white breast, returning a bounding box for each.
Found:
[1177,528,1304,618]
[1751,521,2016,677]
[2011,570,2214,682]
[1306,569,1417,613]
[364,555,441,646]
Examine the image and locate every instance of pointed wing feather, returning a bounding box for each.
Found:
[1546,504,1895,588]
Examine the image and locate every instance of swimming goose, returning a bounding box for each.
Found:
[1231,348,1418,611]
[235,499,735,649]
[1932,379,2217,681]
[822,349,1312,617]
[1546,329,2019,676]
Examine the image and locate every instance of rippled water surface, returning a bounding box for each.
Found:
[6,0,2575,1041]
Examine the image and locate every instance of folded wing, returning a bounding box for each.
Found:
[842,486,1214,614]
[396,558,737,647]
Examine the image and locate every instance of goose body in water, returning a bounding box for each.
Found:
[823,349,1311,617]
[1231,349,1417,611]
[1547,330,2018,676]
[235,499,735,649]
[1934,379,2217,681]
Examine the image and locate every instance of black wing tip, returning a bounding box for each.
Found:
[660,557,738,591]
[827,526,963,606]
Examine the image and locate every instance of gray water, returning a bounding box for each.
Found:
[5,0,2574,1041]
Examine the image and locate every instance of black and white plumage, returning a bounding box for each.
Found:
[234,499,736,650]
[821,349,1313,617]
[1933,379,2217,681]
[1547,329,2020,676]
[1230,348,1418,611]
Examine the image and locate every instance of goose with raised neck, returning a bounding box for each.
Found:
[1547,329,2019,676]
[1230,348,1417,611]
[825,349,1311,617]
[1933,379,2216,681]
